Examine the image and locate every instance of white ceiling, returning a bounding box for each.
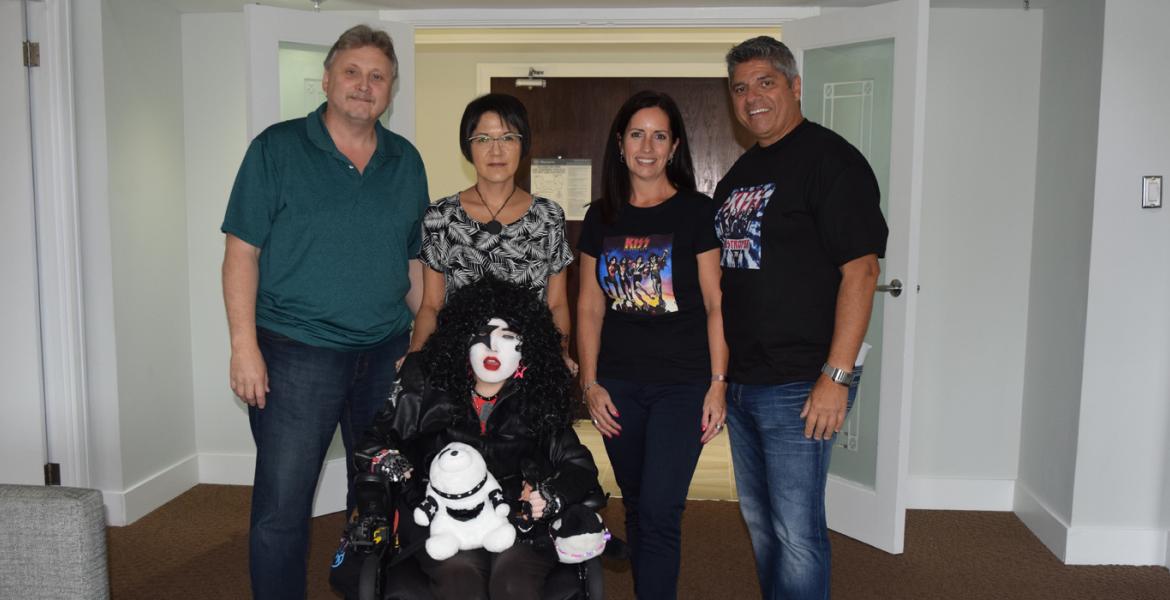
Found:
[162,0,1033,14]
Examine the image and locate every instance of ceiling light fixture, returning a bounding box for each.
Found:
[312,0,325,12]
[515,68,547,89]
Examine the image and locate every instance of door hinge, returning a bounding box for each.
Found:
[23,41,40,67]
[44,463,61,486]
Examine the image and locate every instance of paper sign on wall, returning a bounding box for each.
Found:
[531,158,591,221]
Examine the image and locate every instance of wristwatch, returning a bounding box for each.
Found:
[821,363,853,386]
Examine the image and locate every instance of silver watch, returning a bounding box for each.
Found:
[821,363,853,386]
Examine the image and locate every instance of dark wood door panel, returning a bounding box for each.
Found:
[630,77,755,195]
[493,76,750,200]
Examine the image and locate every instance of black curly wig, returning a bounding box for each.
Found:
[418,277,573,440]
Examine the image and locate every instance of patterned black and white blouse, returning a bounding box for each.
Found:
[419,194,574,301]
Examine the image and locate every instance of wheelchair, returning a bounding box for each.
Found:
[331,473,615,600]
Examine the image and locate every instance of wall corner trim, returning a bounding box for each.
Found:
[1013,482,1169,566]
[1013,481,1069,561]
[102,454,199,526]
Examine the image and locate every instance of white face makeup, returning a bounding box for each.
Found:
[468,318,523,385]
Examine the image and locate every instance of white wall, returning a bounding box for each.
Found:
[1015,0,1103,539]
[1013,0,1170,566]
[1069,0,1170,560]
[72,0,126,509]
[68,0,198,524]
[181,16,365,514]
[909,7,1042,509]
[181,13,257,482]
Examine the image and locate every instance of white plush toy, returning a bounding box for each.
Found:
[413,442,515,560]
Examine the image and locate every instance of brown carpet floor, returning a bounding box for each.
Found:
[107,484,1170,599]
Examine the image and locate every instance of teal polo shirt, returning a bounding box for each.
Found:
[222,104,429,350]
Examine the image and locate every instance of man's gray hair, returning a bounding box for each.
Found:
[725,36,798,83]
[324,24,398,77]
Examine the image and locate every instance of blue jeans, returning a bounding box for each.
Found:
[600,378,706,600]
[249,327,407,600]
[726,371,860,600]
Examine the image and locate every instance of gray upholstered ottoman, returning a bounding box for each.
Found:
[0,484,110,599]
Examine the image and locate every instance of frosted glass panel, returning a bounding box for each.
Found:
[803,38,894,490]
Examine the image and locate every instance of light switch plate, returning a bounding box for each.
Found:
[1142,175,1162,208]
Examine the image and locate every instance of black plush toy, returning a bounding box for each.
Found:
[550,504,610,564]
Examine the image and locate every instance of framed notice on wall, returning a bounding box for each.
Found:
[531,158,591,221]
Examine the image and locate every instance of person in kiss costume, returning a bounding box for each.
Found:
[352,277,604,600]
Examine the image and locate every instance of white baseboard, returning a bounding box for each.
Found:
[101,491,126,527]
[1013,482,1168,566]
[198,452,256,485]
[196,452,348,518]
[1065,526,1168,566]
[906,477,1015,511]
[1013,482,1069,560]
[102,454,200,526]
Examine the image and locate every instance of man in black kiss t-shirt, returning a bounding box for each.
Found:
[715,36,888,600]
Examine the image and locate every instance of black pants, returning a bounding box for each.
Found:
[600,378,706,600]
[411,543,557,600]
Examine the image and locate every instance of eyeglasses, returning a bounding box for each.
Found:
[467,133,524,148]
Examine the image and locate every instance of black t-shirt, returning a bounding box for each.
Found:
[714,120,888,384]
[577,189,721,383]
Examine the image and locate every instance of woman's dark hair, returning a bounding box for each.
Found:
[597,90,697,224]
[418,277,572,439]
[458,93,532,161]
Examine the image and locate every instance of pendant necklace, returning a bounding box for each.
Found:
[474,183,517,235]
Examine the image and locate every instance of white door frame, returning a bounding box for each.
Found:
[783,0,928,554]
[22,0,90,489]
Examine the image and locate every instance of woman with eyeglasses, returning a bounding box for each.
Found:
[410,93,575,369]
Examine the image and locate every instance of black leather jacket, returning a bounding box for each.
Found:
[354,356,604,530]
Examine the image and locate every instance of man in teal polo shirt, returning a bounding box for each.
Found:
[220,25,427,600]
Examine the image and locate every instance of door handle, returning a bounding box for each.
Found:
[876,279,903,297]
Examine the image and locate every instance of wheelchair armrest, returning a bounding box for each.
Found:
[577,486,607,512]
[350,473,395,554]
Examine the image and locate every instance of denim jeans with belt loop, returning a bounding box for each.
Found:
[248,327,407,600]
[725,368,861,600]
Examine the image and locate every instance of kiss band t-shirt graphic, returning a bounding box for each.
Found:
[715,183,775,270]
[598,234,677,315]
